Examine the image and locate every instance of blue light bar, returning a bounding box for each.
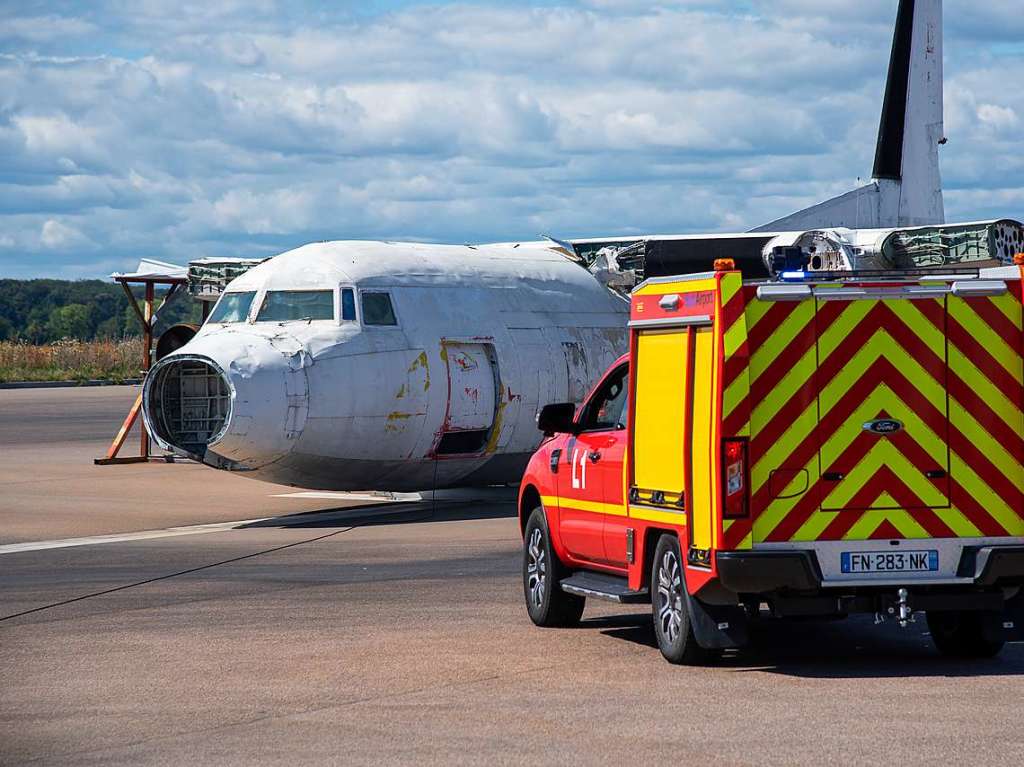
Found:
[779,271,808,281]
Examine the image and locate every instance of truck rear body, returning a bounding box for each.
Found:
[627,268,1024,595]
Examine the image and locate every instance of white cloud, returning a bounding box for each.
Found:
[40,219,93,249]
[0,1,1022,278]
[978,104,1019,132]
[14,114,99,157]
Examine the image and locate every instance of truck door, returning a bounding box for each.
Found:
[689,326,717,555]
[631,325,716,562]
[557,364,629,567]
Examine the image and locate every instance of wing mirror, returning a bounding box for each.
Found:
[537,402,577,436]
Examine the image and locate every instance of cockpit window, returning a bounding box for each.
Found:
[341,288,356,321]
[361,292,397,326]
[256,290,335,322]
[208,291,256,324]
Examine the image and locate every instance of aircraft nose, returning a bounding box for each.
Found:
[145,354,238,458]
[143,333,307,469]
[144,355,232,458]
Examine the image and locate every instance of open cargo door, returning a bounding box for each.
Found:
[631,325,717,556]
[815,295,951,515]
[632,329,689,507]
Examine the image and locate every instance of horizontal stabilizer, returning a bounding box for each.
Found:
[752,181,887,233]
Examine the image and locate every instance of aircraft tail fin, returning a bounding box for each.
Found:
[753,0,944,233]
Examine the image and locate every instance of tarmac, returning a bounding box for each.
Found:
[2,386,1023,765]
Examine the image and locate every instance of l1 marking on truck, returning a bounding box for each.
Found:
[840,550,939,574]
[571,448,587,490]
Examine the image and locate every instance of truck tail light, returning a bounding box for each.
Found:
[722,438,750,519]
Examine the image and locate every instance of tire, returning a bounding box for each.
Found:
[651,535,711,665]
[522,506,585,628]
[926,610,1005,658]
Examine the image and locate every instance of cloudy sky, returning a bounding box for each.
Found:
[2,0,1023,278]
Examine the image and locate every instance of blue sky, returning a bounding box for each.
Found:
[1,0,1023,278]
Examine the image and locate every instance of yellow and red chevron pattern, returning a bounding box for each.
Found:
[721,280,1024,548]
[719,274,752,549]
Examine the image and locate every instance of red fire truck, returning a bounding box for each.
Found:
[518,263,1024,664]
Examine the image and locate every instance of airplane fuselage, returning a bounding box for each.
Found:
[144,241,628,491]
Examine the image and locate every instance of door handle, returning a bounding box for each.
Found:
[925,469,947,479]
[588,451,602,463]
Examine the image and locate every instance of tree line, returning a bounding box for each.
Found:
[0,279,201,343]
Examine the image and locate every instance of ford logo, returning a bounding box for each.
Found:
[863,419,903,435]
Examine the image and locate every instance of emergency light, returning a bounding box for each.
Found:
[770,245,808,276]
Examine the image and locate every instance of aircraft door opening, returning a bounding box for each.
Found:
[437,342,499,455]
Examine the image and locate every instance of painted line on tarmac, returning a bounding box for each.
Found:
[0,518,272,555]
[0,502,425,555]
[0,524,364,623]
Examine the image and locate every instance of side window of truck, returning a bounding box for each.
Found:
[581,366,628,432]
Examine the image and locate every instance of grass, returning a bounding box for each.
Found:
[0,339,143,383]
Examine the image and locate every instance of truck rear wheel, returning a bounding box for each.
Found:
[652,535,712,665]
[926,610,1005,658]
[523,507,585,628]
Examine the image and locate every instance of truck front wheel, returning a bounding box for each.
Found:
[523,507,585,627]
[651,535,711,665]
[926,610,1005,658]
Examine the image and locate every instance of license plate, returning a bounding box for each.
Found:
[840,550,938,574]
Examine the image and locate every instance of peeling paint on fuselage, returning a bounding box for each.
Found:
[408,351,430,392]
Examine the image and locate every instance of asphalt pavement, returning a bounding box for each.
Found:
[1,387,1022,765]
[0,386,370,543]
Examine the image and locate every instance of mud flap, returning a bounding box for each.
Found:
[684,586,749,650]
[983,589,1024,643]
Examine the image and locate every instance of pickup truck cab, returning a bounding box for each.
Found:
[519,266,1024,664]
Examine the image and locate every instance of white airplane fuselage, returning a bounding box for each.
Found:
[144,241,627,491]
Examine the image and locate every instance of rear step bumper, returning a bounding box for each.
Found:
[717,545,1024,595]
[716,550,822,593]
[961,546,1024,586]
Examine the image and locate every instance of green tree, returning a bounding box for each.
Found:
[48,304,92,340]
[24,321,47,344]
[123,303,140,336]
[95,315,123,339]
[0,279,193,341]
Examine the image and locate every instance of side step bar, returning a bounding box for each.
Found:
[560,571,650,604]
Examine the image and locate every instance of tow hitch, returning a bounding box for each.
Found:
[875,588,916,628]
[896,588,914,627]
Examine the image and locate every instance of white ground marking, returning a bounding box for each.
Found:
[0,519,271,555]
[0,501,422,555]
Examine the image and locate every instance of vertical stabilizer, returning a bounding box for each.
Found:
[753,0,945,232]
[883,0,944,224]
[873,0,917,180]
